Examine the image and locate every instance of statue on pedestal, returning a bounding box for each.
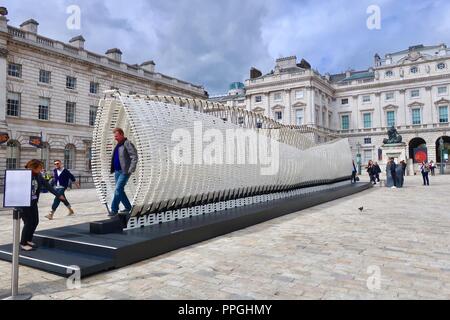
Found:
[383,126,403,145]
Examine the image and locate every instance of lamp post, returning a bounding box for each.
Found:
[356,142,362,175]
[440,137,445,175]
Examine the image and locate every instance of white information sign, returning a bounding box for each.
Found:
[3,170,32,208]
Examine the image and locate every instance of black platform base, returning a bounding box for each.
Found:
[0,182,371,278]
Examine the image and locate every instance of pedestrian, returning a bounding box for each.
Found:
[390,158,398,188]
[396,162,405,188]
[367,161,376,185]
[430,161,436,176]
[352,160,358,184]
[373,162,382,182]
[110,128,139,217]
[45,160,79,220]
[420,161,431,186]
[20,160,66,251]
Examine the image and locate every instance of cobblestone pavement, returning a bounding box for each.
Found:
[0,175,449,300]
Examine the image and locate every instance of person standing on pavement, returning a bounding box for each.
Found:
[110,128,139,217]
[45,160,79,220]
[420,161,431,186]
[367,161,376,185]
[351,160,358,184]
[373,162,382,183]
[20,160,67,251]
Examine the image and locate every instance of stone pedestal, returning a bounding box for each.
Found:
[380,143,408,172]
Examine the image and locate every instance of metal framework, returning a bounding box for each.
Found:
[92,91,353,227]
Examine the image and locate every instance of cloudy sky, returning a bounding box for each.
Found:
[4,0,450,95]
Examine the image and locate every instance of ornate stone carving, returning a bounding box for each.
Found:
[0,48,8,58]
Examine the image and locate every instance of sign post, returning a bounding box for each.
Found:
[2,170,33,300]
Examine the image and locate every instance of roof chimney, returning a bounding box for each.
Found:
[0,7,7,31]
[250,67,262,79]
[20,19,39,34]
[140,60,155,73]
[69,35,85,49]
[106,48,122,62]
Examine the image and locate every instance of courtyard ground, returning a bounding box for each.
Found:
[0,174,449,300]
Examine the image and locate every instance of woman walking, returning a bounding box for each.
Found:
[367,161,376,185]
[20,160,67,252]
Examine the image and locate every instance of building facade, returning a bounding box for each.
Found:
[242,45,450,173]
[0,13,207,179]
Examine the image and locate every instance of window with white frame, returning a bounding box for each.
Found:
[362,95,371,104]
[39,70,51,84]
[412,108,421,125]
[274,93,282,101]
[38,97,50,121]
[7,92,21,117]
[66,76,77,90]
[295,90,304,100]
[8,63,22,78]
[410,66,419,74]
[437,63,446,70]
[66,102,76,123]
[363,150,373,164]
[6,141,20,170]
[364,137,372,145]
[89,106,98,126]
[275,111,283,121]
[64,144,76,170]
[386,92,395,101]
[341,114,350,130]
[410,89,420,98]
[295,109,304,126]
[438,86,448,95]
[439,106,449,123]
[387,111,396,127]
[90,82,99,94]
[363,113,372,128]
[385,70,394,77]
[255,96,262,103]
[341,98,349,105]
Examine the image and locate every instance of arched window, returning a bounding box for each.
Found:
[64,144,76,170]
[40,143,50,171]
[385,70,394,77]
[437,63,446,70]
[6,140,21,169]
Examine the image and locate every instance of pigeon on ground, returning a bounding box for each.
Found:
[358,207,364,212]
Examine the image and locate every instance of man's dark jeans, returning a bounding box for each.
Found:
[52,187,71,211]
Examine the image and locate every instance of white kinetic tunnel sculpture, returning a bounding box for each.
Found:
[92,91,353,224]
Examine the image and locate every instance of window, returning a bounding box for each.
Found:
[64,144,76,170]
[66,76,77,90]
[255,96,262,103]
[7,92,20,117]
[410,66,418,74]
[39,70,51,84]
[8,63,22,78]
[363,150,373,164]
[295,90,304,100]
[341,115,350,130]
[66,102,76,123]
[6,141,20,170]
[410,89,420,98]
[274,93,282,101]
[274,111,283,121]
[439,106,449,123]
[90,82,99,94]
[362,95,371,104]
[322,111,326,126]
[438,86,448,95]
[89,106,98,126]
[364,138,372,145]
[387,111,396,127]
[296,109,304,126]
[38,97,50,120]
[385,70,394,77]
[341,98,349,105]
[363,113,372,128]
[386,92,395,101]
[437,63,446,70]
[412,109,421,125]
[86,147,93,171]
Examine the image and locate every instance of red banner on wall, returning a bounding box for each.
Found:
[414,148,428,163]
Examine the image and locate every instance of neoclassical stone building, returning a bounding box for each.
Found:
[243,45,450,172]
[0,13,206,179]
